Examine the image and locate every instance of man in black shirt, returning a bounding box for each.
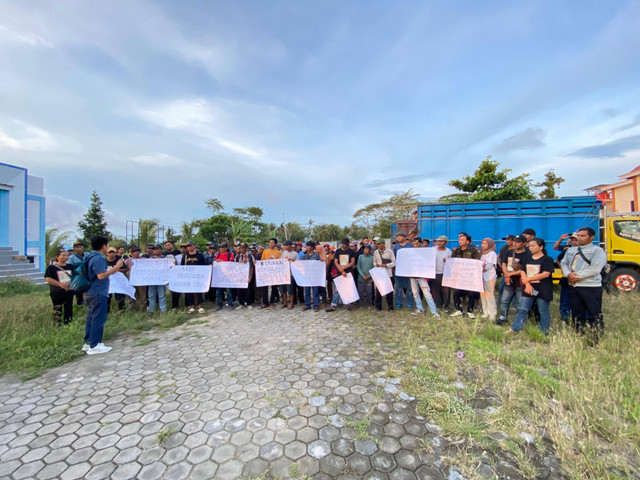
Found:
[181,241,207,313]
[498,235,529,324]
[326,238,357,312]
[450,233,481,318]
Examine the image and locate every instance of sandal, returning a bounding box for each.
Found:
[259,305,268,309]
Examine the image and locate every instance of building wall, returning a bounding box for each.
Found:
[613,184,635,212]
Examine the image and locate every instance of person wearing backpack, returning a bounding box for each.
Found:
[82,235,124,355]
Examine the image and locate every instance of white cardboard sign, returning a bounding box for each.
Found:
[211,262,249,289]
[129,258,174,286]
[108,272,136,299]
[395,248,436,279]
[369,267,394,296]
[442,258,484,293]
[168,265,212,293]
[333,273,360,304]
[290,260,326,287]
[255,259,291,287]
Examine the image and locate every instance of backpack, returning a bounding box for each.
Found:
[69,252,99,293]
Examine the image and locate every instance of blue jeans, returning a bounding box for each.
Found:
[217,288,233,307]
[394,276,414,309]
[499,283,522,321]
[410,278,438,315]
[559,286,571,320]
[148,285,167,312]
[85,294,108,348]
[511,296,550,333]
[304,287,319,308]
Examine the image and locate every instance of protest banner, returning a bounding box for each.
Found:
[333,272,360,304]
[369,267,394,296]
[168,265,212,293]
[129,258,174,286]
[442,257,484,292]
[290,260,326,287]
[255,259,291,287]
[395,248,436,278]
[108,272,136,299]
[211,262,249,289]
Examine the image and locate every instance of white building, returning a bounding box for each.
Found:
[0,162,46,272]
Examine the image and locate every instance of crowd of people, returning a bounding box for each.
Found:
[44,225,607,355]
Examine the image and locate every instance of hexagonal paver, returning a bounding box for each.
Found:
[259,441,283,461]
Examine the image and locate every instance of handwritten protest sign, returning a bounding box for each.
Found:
[290,260,326,287]
[395,248,436,279]
[369,267,394,296]
[211,262,249,289]
[129,258,174,286]
[333,273,360,304]
[108,272,136,299]
[168,265,212,293]
[255,259,291,287]
[442,258,484,292]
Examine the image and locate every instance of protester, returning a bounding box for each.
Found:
[326,238,357,312]
[280,240,298,310]
[373,239,395,312]
[44,250,74,325]
[450,232,481,318]
[68,240,86,305]
[125,245,147,311]
[393,232,414,310]
[429,235,452,312]
[181,241,207,313]
[554,232,578,321]
[143,243,154,258]
[560,227,607,340]
[496,234,515,306]
[260,238,282,308]
[324,244,335,303]
[507,238,554,334]
[83,235,123,355]
[301,242,321,311]
[214,242,235,311]
[498,234,529,325]
[407,238,440,318]
[148,244,167,313]
[234,243,254,309]
[357,244,374,308]
[106,247,127,313]
[480,238,498,320]
[163,240,183,309]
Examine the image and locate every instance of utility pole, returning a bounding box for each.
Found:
[282,212,288,240]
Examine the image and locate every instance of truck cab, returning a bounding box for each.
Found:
[605,214,640,292]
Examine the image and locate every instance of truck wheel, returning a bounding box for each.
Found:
[609,268,640,293]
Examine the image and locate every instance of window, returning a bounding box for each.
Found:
[613,220,640,243]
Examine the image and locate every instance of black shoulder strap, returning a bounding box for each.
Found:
[577,247,591,266]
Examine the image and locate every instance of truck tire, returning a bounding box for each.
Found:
[609,268,640,293]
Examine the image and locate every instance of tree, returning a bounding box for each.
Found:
[136,218,159,247]
[45,227,71,262]
[536,169,565,199]
[440,156,535,203]
[180,220,202,242]
[352,189,420,237]
[229,218,254,244]
[77,191,110,241]
[276,222,306,242]
[312,223,343,242]
[233,207,264,223]
[166,227,180,244]
[198,215,232,244]
[204,197,224,214]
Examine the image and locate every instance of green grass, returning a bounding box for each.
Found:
[350,292,640,479]
[0,280,188,378]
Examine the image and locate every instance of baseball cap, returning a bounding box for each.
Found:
[283,240,293,246]
[153,244,162,249]
[130,245,141,252]
[513,234,527,243]
[180,243,187,248]
[522,228,536,236]
[397,231,407,238]
[349,241,358,247]
[146,243,154,248]
[219,242,228,248]
[436,235,448,242]
[186,241,195,246]
[107,247,117,253]
[502,234,516,240]
[375,238,385,244]
[73,240,84,247]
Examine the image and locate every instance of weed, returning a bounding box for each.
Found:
[345,417,373,441]
[157,426,175,443]
[230,371,238,378]
[133,338,155,347]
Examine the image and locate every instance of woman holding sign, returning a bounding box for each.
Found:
[506,238,554,335]
[480,238,498,320]
[44,250,75,325]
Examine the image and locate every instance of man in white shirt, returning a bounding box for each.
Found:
[429,235,452,312]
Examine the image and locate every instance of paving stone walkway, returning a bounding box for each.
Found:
[0,308,465,480]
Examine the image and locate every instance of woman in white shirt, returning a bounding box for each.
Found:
[480,238,498,319]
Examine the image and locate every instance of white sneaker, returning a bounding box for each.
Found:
[87,343,112,355]
[467,312,475,319]
[235,305,243,310]
[451,310,463,317]
[198,308,206,314]
[411,309,423,316]
[481,313,489,319]
[247,305,254,310]
[433,313,441,319]
[187,308,195,313]
[82,343,90,352]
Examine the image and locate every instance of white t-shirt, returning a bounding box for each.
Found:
[281,250,298,262]
[481,251,498,281]
[435,248,452,274]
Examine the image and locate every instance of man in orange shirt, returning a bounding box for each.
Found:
[259,237,282,308]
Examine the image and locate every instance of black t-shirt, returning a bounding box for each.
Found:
[497,245,512,277]
[522,254,555,301]
[44,263,74,294]
[107,257,128,274]
[502,249,530,287]
[334,248,357,274]
[162,250,180,260]
[181,252,206,266]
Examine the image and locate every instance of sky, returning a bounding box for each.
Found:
[1,0,640,238]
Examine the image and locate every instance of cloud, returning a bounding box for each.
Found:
[0,121,57,151]
[0,24,54,48]
[566,135,640,158]
[131,153,184,166]
[135,99,213,129]
[616,114,640,133]
[364,172,442,188]
[602,108,618,117]
[493,127,546,154]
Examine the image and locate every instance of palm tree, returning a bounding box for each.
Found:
[45,227,71,262]
[137,218,159,247]
[229,219,254,244]
[180,220,200,242]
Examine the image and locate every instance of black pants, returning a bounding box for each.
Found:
[170,290,181,309]
[51,290,74,324]
[237,288,251,306]
[375,288,394,311]
[261,286,279,306]
[429,274,450,309]
[185,293,203,308]
[107,294,125,313]
[453,289,478,313]
[570,286,604,335]
[74,291,84,305]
